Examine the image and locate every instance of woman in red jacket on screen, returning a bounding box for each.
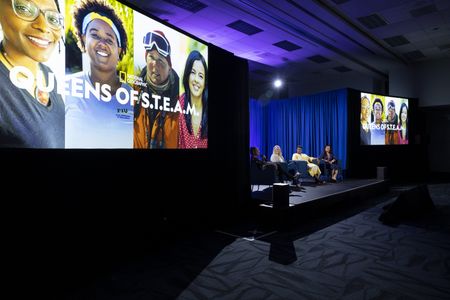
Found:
[398,102,408,144]
[178,50,208,149]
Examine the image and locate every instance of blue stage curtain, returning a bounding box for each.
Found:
[249,99,264,156]
[249,89,348,169]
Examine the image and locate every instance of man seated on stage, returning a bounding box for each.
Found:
[250,146,300,186]
[292,145,324,184]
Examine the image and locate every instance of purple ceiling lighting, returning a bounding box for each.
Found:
[125,0,450,82]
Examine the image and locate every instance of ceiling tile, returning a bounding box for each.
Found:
[357,13,388,29]
[273,40,302,51]
[307,55,331,63]
[403,50,426,60]
[383,35,410,47]
[226,20,263,36]
[333,66,352,72]
[410,4,437,18]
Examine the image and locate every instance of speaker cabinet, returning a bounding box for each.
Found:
[379,185,434,224]
[377,166,387,180]
[273,183,289,209]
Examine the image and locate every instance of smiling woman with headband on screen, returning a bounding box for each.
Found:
[370,97,386,145]
[64,0,133,148]
[0,0,65,148]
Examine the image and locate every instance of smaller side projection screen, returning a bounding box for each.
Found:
[360,92,409,145]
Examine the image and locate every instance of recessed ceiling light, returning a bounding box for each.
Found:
[274,79,283,88]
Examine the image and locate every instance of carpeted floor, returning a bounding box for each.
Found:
[64,183,450,299]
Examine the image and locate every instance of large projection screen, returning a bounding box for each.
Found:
[0,0,208,149]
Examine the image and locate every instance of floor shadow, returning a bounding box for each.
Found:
[62,183,450,298]
[62,227,236,300]
[269,237,297,265]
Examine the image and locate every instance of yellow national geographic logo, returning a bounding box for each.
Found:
[119,71,127,83]
[119,71,147,88]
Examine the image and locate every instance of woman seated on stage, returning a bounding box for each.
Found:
[319,144,339,183]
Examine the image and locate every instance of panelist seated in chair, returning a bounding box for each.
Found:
[291,145,323,184]
[250,146,298,184]
[319,144,339,183]
[250,146,275,171]
[269,145,300,185]
[250,148,277,185]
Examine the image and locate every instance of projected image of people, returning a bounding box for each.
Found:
[370,98,385,145]
[398,102,408,144]
[385,100,399,145]
[133,30,180,149]
[0,0,65,148]
[65,0,133,148]
[178,50,208,149]
[360,95,371,145]
[360,92,410,146]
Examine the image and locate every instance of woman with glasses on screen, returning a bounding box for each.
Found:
[360,95,371,145]
[178,50,208,149]
[65,0,132,148]
[0,0,65,148]
[134,30,180,149]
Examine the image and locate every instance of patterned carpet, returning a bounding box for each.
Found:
[179,183,450,300]
[64,183,450,300]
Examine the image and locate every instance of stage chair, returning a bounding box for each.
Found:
[289,160,314,182]
[250,160,278,189]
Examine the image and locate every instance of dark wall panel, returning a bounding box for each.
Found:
[2,44,251,283]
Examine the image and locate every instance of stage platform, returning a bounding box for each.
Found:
[252,179,390,226]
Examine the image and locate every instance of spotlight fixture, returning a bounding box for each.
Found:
[274,79,283,88]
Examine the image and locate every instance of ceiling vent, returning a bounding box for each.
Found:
[273,40,302,51]
[357,14,388,29]
[163,0,207,13]
[410,4,437,18]
[329,0,350,4]
[307,55,331,63]
[226,20,263,35]
[403,50,425,60]
[383,35,410,47]
[333,66,352,72]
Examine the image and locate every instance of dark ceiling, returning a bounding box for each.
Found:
[125,0,450,83]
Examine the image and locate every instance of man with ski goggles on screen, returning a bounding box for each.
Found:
[134,30,180,149]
